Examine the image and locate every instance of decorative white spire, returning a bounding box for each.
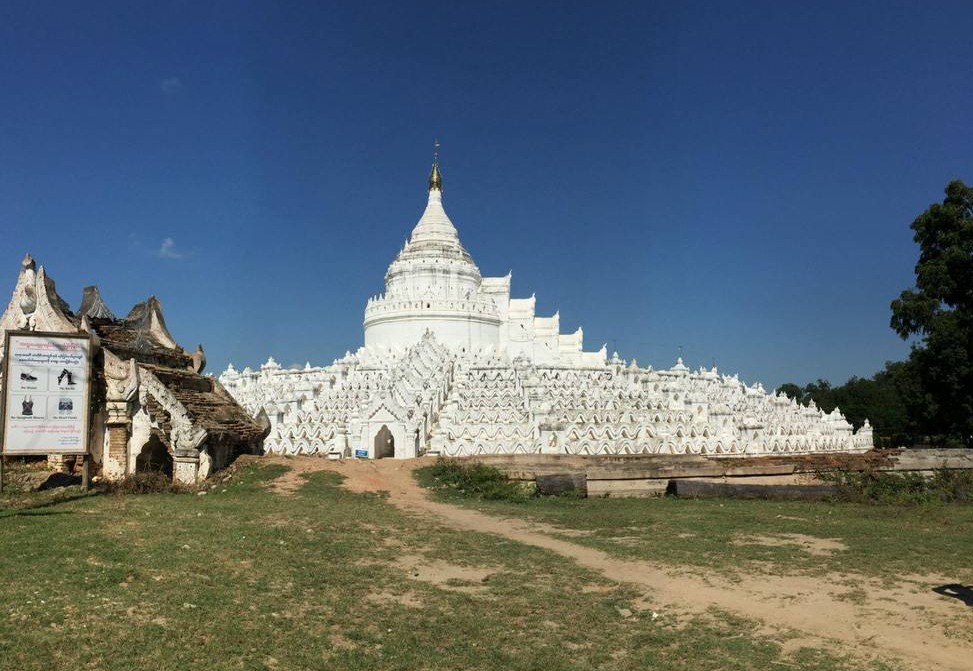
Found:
[411,183,459,245]
[391,143,475,266]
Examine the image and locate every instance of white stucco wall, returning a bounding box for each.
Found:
[364,310,500,352]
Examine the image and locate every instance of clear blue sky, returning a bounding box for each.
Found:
[2,1,971,388]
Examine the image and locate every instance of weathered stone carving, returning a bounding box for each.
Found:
[104,350,139,405]
[191,344,206,374]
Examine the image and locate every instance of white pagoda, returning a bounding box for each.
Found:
[220,156,872,459]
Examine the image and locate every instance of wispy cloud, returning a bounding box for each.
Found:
[160,76,182,95]
[158,237,184,259]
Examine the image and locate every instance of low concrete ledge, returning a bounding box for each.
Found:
[670,480,839,501]
[461,449,973,498]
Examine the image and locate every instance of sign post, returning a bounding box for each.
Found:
[1,331,93,492]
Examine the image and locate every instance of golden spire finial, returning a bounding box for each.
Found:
[428,138,443,191]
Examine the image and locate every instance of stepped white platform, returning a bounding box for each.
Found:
[220,159,872,458]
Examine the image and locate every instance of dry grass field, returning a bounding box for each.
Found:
[1,456,971,671]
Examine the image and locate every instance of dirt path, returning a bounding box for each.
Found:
[269,456,972,671]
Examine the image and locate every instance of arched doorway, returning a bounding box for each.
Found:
[135,434,173,477]
[374,425,394,459]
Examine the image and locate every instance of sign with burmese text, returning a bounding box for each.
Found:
[2,332,92,455]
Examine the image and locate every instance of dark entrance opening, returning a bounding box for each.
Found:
[135,434,173,478]
[374,425,394,459]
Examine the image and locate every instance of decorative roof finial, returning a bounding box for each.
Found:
[428,138,443,192]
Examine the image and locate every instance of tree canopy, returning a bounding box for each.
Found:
[891,180,972,446]
[778,362,918,448]
[781,180,972,448]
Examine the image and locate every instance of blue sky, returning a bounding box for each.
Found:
[1,1,970,388]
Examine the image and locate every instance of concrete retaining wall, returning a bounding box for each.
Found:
[461,449,973,498]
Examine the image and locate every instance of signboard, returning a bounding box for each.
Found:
[1,331,92,455]
[354,449,368,458]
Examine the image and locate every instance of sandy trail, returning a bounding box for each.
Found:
[268,456,972,671]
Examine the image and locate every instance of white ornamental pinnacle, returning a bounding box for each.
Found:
[392,169,476,266]
[222,155,875,459]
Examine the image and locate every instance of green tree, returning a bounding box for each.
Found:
[880,359,924,446]
[803,379,838,413]
[777,383,804,403]
[777,361,920,448]
[890,180,973,446]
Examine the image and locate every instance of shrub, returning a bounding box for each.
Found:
[930,467,973,502]
[823,467,973,504]
[426,458,535,502]
[105,471,187,495]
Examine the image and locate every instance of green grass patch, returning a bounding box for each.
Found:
[0,461,900,670]
[416,470,973,582]
[417,457,536,502]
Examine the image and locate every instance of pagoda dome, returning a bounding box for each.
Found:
[363,155,501,352]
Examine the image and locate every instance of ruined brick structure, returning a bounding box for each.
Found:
[0,254,267,483]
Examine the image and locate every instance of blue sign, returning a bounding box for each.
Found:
[354,449,368,458]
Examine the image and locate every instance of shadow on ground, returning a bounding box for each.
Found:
[933,584,973,607]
